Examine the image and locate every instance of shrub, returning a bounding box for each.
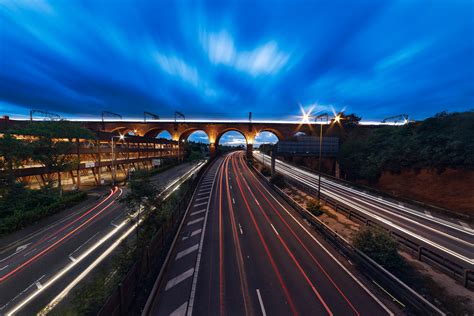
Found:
[306,199,323,216]
[353,226,406,271]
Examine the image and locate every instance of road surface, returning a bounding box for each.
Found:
[147,152,393,315]
[254,152,474,270]
[0,161,201,315]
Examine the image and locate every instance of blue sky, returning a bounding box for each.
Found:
[1,0,473,128]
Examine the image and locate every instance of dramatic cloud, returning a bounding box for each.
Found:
[0,0,473,121]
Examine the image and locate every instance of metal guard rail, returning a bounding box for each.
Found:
[252,165,446,315]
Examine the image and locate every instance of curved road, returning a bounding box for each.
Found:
[147,152,394,315]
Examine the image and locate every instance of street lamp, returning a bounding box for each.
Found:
[314,113,329,201]
[111,134,125,186]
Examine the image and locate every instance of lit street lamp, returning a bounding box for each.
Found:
[314,113,329,201]
[111,134,125,186]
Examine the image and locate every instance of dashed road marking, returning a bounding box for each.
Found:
[256,289,267,316]
[424,211,433,218]
[35,281,43,289]
[191,209,206,216]
[194,202,207,207]
[195,196,208,202]
[175,244,199,260]
[69,255,77,262]
[165,268,194,291]
[232,197,235,204]
[238,223,243,235]
[0,265,9,271]
[191,229,202,237]
[187,217,205,226]
[198,191,210,196]
[170,301,188,316]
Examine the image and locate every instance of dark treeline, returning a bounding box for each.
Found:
[339,111,474,183]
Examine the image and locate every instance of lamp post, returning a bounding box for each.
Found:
[314,113,329,201]
[111,134,125,186]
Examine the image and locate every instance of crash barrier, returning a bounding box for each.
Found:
[98,159,212,316]
[252,165,446,315]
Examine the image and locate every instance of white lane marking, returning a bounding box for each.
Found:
[195,196,208,202]
[15,243,31,253]
[201,183,213,188]
[68,232,100,259]
[165,268,195,291]
[68,255,77,262]
[255,199,260,206]
[232,197,236,204]
[191,209,206,216]
[197,191,210,196]
[35,281,43,289]
[238,223,243,235]
[424,211,433,218]
[191,229,202,237]
[270,224,279,236]
[256,289,267,316]
[199,189,211,193]
[175,244,199,260]
[188,159,223,316]
[170,301,188,316]
[0,274,46,311]
[230,184,233,189]
[194,202,207,207]
[0,265,9,271]
[253,172,394,316]
[187,217,205,226]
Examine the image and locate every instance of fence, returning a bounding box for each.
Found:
[252,165,445,315]
[98,159,211,315]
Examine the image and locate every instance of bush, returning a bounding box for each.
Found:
[270,173,285,188]
[353,226,406,271]
[0,189,87,236]
[306,199,323,216]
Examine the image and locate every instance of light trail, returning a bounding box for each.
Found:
[253,152,473,264]
[6,162,204,315]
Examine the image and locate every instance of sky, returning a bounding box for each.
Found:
[1,0,473,143]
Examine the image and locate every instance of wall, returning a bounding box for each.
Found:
[375,168,474,216]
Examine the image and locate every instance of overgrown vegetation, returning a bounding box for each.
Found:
[353,226,406,271]
[0,186,87,236]
[306,199,323,216]
[339,111,474,183]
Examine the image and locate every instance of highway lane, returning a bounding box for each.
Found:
[148,152,393,315]
[0,162,201,315]
[254,152,474,267]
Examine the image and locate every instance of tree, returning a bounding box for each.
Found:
[0,133,31,189]
[15,121,94,195]
[353,226,406,271]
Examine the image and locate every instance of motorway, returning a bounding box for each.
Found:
[253,152,474,269]
[0,162,202,315]
[146,152,394,315]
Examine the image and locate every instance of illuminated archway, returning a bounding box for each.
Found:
[254,131,279,148]
[156,130,173,140]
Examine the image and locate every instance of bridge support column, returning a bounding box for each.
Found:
[246,143,253,160]
[210,142,216,158]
